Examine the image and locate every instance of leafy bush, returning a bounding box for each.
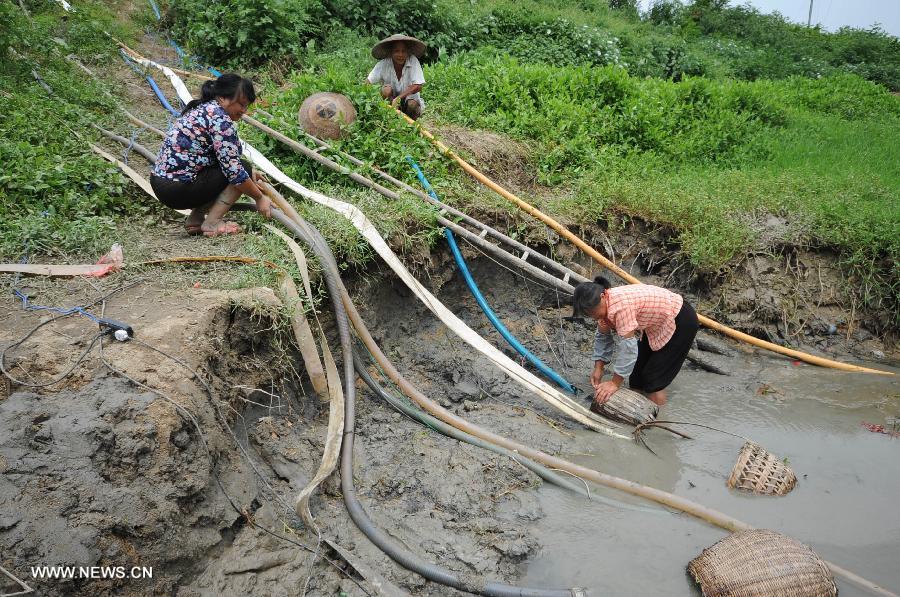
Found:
[167,0,327,68]
[321,0,463,53]
[468,9,624,68]
[427,50,785,179]
[686,2,900,89]
[765,73,900,120]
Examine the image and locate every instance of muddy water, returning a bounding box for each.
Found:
[523,355,900,595]
[361,250,899,595]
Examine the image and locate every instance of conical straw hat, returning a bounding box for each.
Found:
[372,34,427,59]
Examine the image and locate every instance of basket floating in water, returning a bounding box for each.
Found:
[590,387,658,426]
[727,442,797,496]
[688,529,836,597]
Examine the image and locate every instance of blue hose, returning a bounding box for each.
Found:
[146,2,222,79]
[168,39,187,60]
[147,0,161,20]
[406,157,578,394]
[120,50,179,116]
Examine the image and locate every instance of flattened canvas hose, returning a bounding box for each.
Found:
[123,50,624,437]
[274,209,586,597]
[90,144,157,199]
[398,113,892,376]
[265,222,343,530]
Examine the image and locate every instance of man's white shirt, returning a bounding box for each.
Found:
[367,55,426,107]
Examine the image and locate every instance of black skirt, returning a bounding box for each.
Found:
[150,165,230,210]
[629,300,699,393]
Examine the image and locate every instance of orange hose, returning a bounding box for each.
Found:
[400,113,893,376]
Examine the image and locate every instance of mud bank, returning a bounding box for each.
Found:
[1,232,897,596]
[0,277,589,596]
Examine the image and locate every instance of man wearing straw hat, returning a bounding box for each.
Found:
[366,34,427,120]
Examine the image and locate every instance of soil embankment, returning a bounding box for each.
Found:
[1,238,897,595]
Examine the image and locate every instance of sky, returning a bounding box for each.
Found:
[637,0,900,37]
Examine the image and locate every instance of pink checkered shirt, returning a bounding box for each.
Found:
[604,284,684,351]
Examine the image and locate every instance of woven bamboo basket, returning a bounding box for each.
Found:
[590,387,658,426]
[688,529,836,597]
[298,92,357,140]
[727,442,797,496]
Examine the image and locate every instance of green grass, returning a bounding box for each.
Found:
[2,0,898,329]
[248,44,899,323]
[0,0,150,261]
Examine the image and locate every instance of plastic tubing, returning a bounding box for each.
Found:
[399,113,893,376]
[273,209,585,597]
[411,157,577,393]
[444,227,577,393]
[120,50,179,116]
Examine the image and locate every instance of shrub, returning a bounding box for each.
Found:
[321,0,464,55]
[427,51,785,179]
[470,9,625,67]
[167,0,326,68]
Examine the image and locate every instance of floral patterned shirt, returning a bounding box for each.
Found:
[152,100,249,185]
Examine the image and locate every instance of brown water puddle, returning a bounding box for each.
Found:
[523,354,900,595]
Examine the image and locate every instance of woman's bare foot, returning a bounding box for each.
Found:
[184,208,207,235]
[201,219,242,237]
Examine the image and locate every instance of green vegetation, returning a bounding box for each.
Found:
[0,0,144,259]
[2,0,898,328]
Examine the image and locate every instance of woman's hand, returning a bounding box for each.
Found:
[254,193,272,219]
[593,379,621,405]
[391,95,402,109]
[252,169,269,184]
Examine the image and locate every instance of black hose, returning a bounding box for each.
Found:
[272,209,585,596]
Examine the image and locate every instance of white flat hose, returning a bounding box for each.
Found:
[127,53,625,439]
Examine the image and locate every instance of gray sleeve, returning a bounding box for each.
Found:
[612,335,639,377]
[592,328,614,363]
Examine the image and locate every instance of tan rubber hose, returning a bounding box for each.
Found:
[399,113,892,376]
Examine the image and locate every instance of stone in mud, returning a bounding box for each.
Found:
[454,379,481,400]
